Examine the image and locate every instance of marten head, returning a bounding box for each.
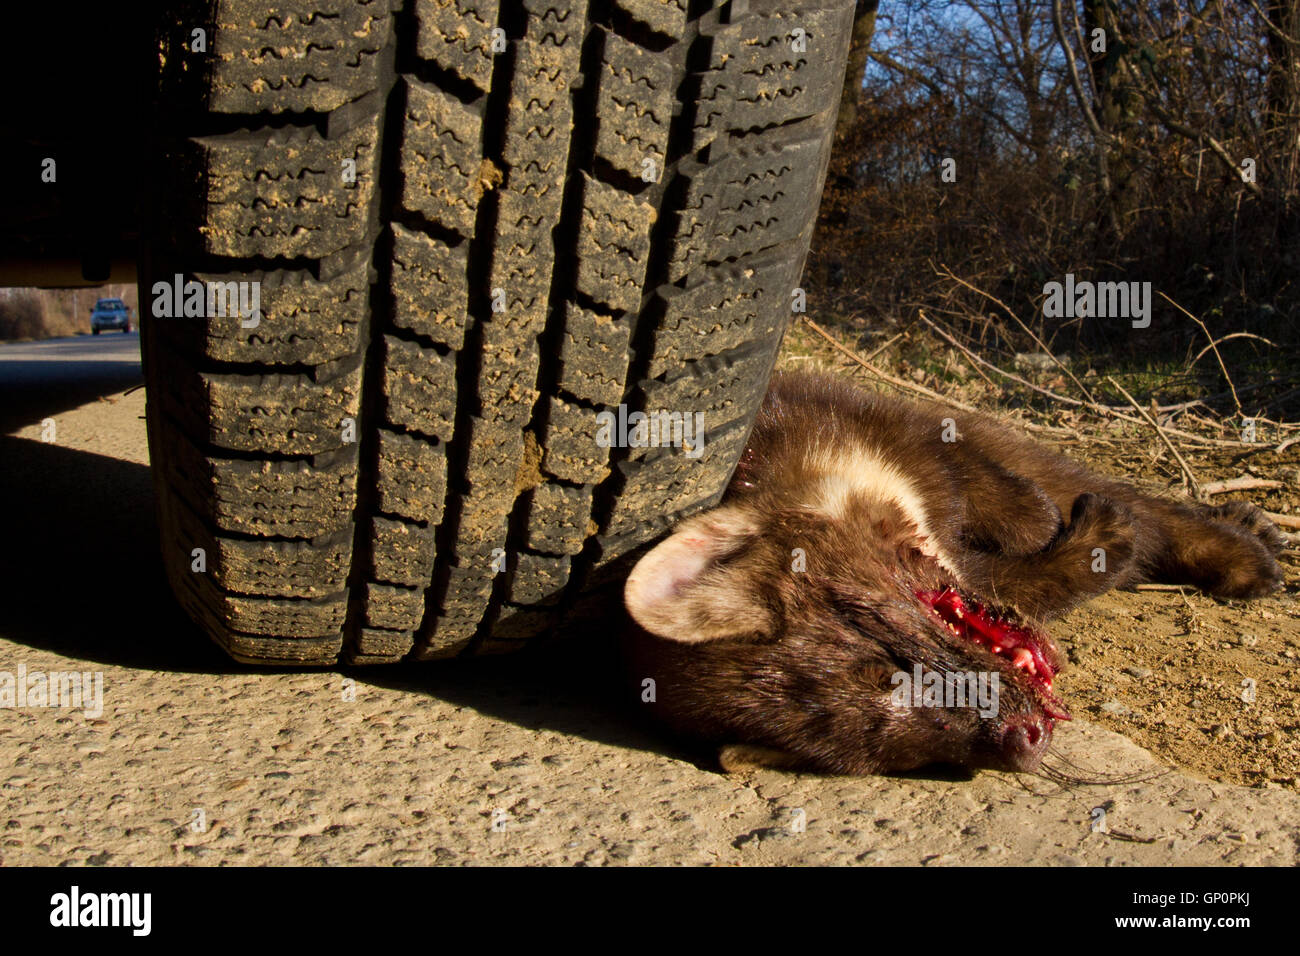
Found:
[623,494,1067,776]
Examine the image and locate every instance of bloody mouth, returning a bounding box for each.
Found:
[915,588,1071,721]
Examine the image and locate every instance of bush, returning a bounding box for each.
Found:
[0,289,47,340]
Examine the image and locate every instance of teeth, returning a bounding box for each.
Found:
[1011,647,1036,673]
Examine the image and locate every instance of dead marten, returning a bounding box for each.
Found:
[623,371,1284,776]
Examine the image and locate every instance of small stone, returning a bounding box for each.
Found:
[606,842,636,861]
[1014,352,1057,372]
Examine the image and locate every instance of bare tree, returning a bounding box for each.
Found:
[815,0,1297,360]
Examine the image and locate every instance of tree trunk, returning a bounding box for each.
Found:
[1267,0,1300,201]
[834,0,881,142]
[1083,0,1136,243]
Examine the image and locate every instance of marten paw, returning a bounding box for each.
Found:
[1065,493,1137,577]
[1183,502,1285,599]
[1200,501,1285,557]
[1203,537,1283,599]
[718,744,802,773]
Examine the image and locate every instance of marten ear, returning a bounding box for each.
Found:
[624,506,772,643]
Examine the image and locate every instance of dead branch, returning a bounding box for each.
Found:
[802,317,1075,437]
[1199,476,1284,495]
[915,311,1260,449]
[937,266,1100,405]
[1108,376,1201,496]
[1266,511,1300,530]
[803,317,979,412]
[1159,292,1251,418]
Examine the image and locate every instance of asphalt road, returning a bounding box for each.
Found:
[0,331,140,364]
[0,331,142,434]
[1,333,1298,865]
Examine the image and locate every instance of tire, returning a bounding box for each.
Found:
[140,0,855,665]
[93,328,100,335]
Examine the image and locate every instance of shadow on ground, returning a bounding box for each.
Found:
[0,333,143,433]
[0,430,676,762]
[0,435,228,673]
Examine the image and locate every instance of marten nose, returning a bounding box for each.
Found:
[999,715,1052,771]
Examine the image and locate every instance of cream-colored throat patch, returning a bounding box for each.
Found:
[807,446,956,572]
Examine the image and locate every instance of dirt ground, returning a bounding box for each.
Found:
[1058,443,1300,789]
[2,332,1298,865]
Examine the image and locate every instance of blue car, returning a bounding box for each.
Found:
[90,297,132,334]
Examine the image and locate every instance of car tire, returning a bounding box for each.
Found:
[140,0,856,665]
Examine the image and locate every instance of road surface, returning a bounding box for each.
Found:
[1,332,1298,865]
[0,331,142,435]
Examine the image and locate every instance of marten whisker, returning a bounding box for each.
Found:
[1030,746,1170,790]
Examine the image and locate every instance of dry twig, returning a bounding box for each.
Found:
[915,311,1259,448]
[803,317,978,412]
[1108,376,1201,496]
[1199,476,1284,495]
[1159,292,1250,418]
[800,318,1075,437]
[1265,511,1300,531]
[937,266,1100,405]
